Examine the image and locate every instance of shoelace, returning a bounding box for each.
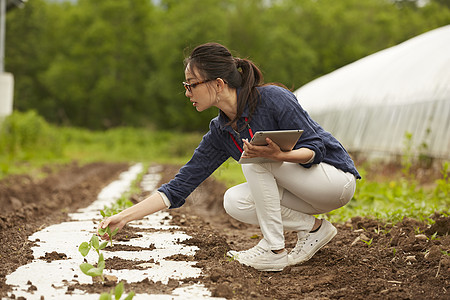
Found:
[292,234,310,254]
[239,245,267,259]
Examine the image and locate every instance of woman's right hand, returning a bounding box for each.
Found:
[97,213,127,240]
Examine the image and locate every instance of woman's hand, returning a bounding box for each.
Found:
[242,138,315,164]
[242,137,282,160]
[96,192,168,240]
[97,213,127,240]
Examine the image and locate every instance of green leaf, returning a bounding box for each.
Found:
[112,228,119,236]
[98,227,107,236]
[86,267,103,277]
[115,281,124,300]
[99,293,112,300]
[97,253,105,271]
[80,263,95,275]
[78,242,91,257]
[99,241,108,250]
[91,234,100,249]
[123,291,135,300]
[100,210,106,218]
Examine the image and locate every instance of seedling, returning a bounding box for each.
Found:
[98,225,120,246]
[99,281,135,300]
[80,253,106,281]
[79,234,108,257]
[361,238,373,247]
[429,232,439,241]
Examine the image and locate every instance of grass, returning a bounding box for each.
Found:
[1,110,448,225]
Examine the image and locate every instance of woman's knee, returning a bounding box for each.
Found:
[223,184,258,224]
[223,187,236,215]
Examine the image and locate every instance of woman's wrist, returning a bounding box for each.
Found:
[276,148,315,164]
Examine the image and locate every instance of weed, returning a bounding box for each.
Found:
[361,238,374,247]
[224,253,235,262]
[429,232,439,241]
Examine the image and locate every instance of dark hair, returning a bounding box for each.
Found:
[184,42,263,127]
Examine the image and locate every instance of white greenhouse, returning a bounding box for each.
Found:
[294,25,450,160]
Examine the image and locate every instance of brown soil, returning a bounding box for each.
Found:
[1,162,449,299]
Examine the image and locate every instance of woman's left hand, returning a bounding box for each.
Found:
[242,138,282,160]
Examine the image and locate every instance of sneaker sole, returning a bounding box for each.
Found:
[227,250,287,272]
[239,259,286,272]
[288,225,337,266]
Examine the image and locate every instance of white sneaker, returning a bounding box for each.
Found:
[288,219,337,266]
[227,241,288,272]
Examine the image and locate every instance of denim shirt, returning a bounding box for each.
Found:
[158,85,361,208]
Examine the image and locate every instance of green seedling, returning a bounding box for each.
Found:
[99,281,135,300]
[361,238,373,247]
[429,232,439,241]
[98,225,120,247]
[79,234,108,257]
[80,253,106,281]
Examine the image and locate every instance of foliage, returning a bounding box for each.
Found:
[323,164,449,224]
[79,234,108,257]
[78,235,107,280]
[0,111,63,176]
[0,111,201,179]
[97,226,119,247]
[5,0,450,130]
[79,253,105,281]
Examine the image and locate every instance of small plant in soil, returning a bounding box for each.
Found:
[98,225,119,246]
[361,238,374,247]
[78,234,108,281]
[80,252,106,281]
[99,281,135,300]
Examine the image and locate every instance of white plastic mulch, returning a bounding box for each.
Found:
[5,163,224,300]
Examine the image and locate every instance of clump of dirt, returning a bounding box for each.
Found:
[39,251,68,263]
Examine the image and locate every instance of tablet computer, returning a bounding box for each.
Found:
[238,129,303,164]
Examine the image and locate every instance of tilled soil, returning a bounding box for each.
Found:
[1,162,449,299]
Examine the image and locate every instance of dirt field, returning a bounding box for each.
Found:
[0,162,449,299]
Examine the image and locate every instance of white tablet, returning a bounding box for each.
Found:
[238,129,303,164]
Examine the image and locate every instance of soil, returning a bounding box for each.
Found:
[1,162,449,299]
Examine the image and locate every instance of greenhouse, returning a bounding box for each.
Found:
[294,25,450,160]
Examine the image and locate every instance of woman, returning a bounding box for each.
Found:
[98,42,360,272]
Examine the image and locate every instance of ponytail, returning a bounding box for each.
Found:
[233,58,263,128]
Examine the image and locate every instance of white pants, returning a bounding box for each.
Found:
[223,162,356,250]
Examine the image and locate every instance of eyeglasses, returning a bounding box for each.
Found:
[182,79,212,93]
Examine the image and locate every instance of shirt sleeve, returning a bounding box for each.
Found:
[157,127,230,208]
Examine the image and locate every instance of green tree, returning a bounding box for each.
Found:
[5,0,450,131]
[144,0,230,131]
[40,0,155,129]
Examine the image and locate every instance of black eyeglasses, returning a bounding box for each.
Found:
[182,79,212,93]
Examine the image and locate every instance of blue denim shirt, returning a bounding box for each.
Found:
[159,85,361,208]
